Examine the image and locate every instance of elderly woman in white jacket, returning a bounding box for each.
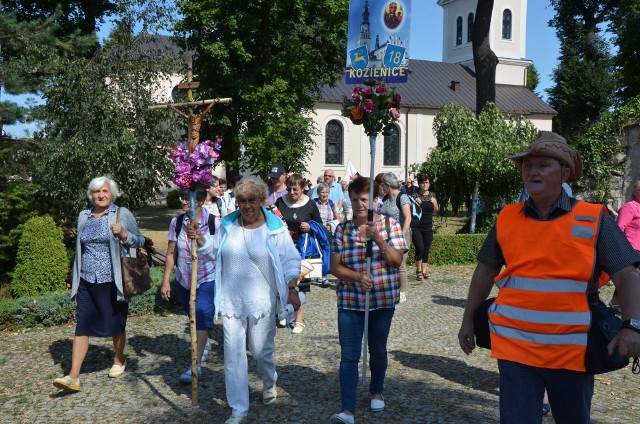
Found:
[204,176,301,424]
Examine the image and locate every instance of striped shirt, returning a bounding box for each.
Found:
[168,209,216,289]
[332,218,408,311]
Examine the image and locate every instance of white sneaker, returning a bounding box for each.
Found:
[330,412,354,424]
[224,415,246,424]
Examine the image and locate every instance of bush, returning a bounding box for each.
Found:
[457,211,499,234]
[0,267,181,330]
[166,189,182,209]
[407,233,487,266]
[11,215,69,298]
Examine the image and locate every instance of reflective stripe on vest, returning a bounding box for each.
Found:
[491,201,604,372]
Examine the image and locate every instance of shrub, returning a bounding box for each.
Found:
[407,233,487,266]
[166,189,182,209]
[0,267,181,330]
[11,215,69,298]
[457,211,499,234]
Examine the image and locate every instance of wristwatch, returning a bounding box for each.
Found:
[621,319,640,334]
[289,285,300,292]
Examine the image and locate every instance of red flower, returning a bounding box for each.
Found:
[351,107,363,120]
[364,101,375,113]
[376,85,387,94]
[363,88,374,98]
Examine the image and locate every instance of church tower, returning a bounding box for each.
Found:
[437,0,531,86]
[358,0,372,52]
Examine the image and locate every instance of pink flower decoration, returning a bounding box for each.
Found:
[176,162,191,174]
[363,89,374,98]
[364,101,375,113]
[376,85,387,94]
[192,169,213,186]
[388,108,401,119]
[351,93,362,103]
[353,87,362,94]
[173,173,193,189]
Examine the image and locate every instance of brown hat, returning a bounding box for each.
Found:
[507,131,583,183]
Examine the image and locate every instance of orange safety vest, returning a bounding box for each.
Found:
[490,201,606,372]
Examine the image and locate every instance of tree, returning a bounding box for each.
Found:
[472,0,498,115]
[421,103,537,233]
[546,0,617,138]
[175,0,349,178]
[30,18,183,226]
[526,63,540,94]
[610,0,640,102]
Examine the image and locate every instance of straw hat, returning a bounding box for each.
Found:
[507,131,582,183]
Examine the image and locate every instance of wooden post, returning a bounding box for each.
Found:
[149,55,231,406]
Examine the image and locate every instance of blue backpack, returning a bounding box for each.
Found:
[396,193,422,227]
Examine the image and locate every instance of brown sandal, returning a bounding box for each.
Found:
[416,272,424,280]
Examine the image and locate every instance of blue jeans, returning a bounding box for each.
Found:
[337,307,395,413]
[498,360,594,424]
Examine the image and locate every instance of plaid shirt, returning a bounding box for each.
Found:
[168,209,216,289]
[332,217,408,311]
[315,198,335,225]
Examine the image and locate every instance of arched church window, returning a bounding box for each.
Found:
[325,120,343,165]
[456,16,463,46]
[502,9,512,40]
[467,13,474,43]
[383,124,401,167]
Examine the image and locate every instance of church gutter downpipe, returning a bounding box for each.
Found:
[405,106,411,181]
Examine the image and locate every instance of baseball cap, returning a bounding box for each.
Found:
[268,164,285,178]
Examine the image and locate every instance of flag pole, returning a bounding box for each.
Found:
[362,134,377,385]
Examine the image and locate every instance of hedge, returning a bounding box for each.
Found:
[11,215,69,298]
[406,233,487,266]
[0,268,181,331]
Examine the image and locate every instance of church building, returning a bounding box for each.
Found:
[307,0,554,182]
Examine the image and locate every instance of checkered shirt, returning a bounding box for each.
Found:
[332,217,408,311]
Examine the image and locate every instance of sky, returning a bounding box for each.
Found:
[3,1,560,138]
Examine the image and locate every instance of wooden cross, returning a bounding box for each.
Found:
[149,56,231,407]
[149,55,232,153]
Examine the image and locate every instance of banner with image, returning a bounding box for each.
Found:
[345,0,411,84]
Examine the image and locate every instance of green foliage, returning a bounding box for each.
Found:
[406,234,487,266]
[610,1,640,102]
[419,103,537,214]
[526,63,540,94]
[0,267,181,330]
[11,216,69,298]
[547,1,616,138]
[166,189,182,209]
[571,95,640,201]
[457,211,499,234]
[175,0,349,177]
[30,22,183,226]
[0,180,40,284]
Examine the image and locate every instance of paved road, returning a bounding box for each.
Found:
[0,266,636,423]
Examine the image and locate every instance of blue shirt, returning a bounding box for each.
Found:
[80,205,115,283]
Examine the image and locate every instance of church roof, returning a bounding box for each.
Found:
[318,59,556,116]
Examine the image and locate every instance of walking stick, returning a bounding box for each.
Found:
[362,134,377,385]
[188,190,199,405]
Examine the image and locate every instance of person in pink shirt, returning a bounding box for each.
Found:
[612,180,640,310]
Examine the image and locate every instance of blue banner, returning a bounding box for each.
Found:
[345,0,411,84]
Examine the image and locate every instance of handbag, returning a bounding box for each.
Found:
[473,297,495,349]
[301,233,323,280]
[584,296,629,374]
[117,208,154,297]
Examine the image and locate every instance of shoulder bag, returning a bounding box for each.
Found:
[117,207,154,297]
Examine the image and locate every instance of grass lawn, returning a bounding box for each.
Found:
[135,204,182,252]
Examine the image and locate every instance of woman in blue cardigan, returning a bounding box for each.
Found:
[53,176,145,392]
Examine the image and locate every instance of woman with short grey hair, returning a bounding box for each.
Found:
[54,176,145,392]
[379,172,412,302]
[211,176,301,424]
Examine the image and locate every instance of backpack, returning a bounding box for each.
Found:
[174,213,216,239]
[396,193,422,228]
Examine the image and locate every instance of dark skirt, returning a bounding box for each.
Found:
[75,279,128,337]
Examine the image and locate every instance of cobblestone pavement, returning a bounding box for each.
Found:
[0,266,637,423]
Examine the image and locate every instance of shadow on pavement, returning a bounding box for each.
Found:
[430,295,467,308]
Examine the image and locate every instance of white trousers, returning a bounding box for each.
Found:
[223,310,278,417]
